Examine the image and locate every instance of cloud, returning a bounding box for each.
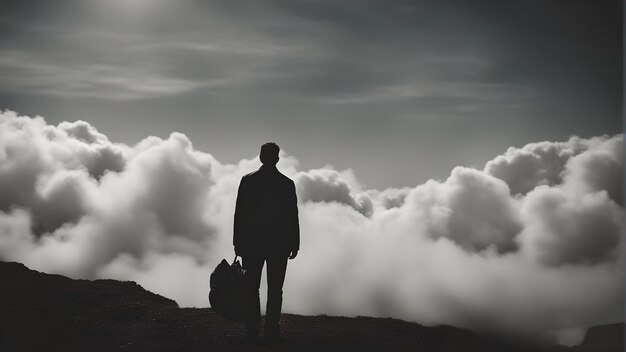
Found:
[0,112,127,234]
[0,110,215,276]
[0,52,207,100]
[562,135,623,204]
[484,135,623,204]
[294,168,373,216]
[404,167,522,253]
[484,137,584,195]
[366,187,410,210]
[520,187,622,266]
[3,0,617,119]
[0,110,622,345]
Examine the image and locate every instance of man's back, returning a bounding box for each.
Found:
[233,164,299,255]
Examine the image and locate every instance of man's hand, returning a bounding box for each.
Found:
[289,250,298,259]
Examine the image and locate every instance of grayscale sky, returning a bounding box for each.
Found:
[0,0,621,189]
[0,3,624,343]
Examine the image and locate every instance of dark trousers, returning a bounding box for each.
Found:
[242,253,289,331]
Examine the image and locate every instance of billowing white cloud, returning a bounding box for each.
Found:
[294,168,373,216]
[484,136,586,195]
[402,167,522,253]
[562,135,623,204]
[520,187,622,266]
[484,134,623,204]
[0,110,622,345]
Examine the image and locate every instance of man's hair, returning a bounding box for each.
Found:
[260,142,280,165]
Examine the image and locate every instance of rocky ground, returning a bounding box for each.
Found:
[0,261,621,352]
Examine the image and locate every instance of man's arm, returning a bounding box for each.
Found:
[289,180,299,259]
[233,177,247,256]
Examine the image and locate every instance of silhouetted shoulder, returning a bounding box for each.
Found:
[241,170,259,180]
[277,171,294,184]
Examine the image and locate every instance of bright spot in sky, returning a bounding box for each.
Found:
[94,0,174,20]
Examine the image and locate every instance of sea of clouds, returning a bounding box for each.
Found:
[0,110,622,345]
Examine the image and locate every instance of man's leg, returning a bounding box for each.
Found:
[265,254,288,340]
[242,255,264,341]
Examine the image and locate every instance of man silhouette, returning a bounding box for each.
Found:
[233,142,299,343]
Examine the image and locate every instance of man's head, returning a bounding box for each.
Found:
[260,142,280,165]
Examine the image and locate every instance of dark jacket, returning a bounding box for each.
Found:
[233,164,299,255]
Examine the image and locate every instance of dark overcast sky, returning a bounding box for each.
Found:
[0,0,622,189]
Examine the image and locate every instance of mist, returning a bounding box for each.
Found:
[0,110,622,345]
